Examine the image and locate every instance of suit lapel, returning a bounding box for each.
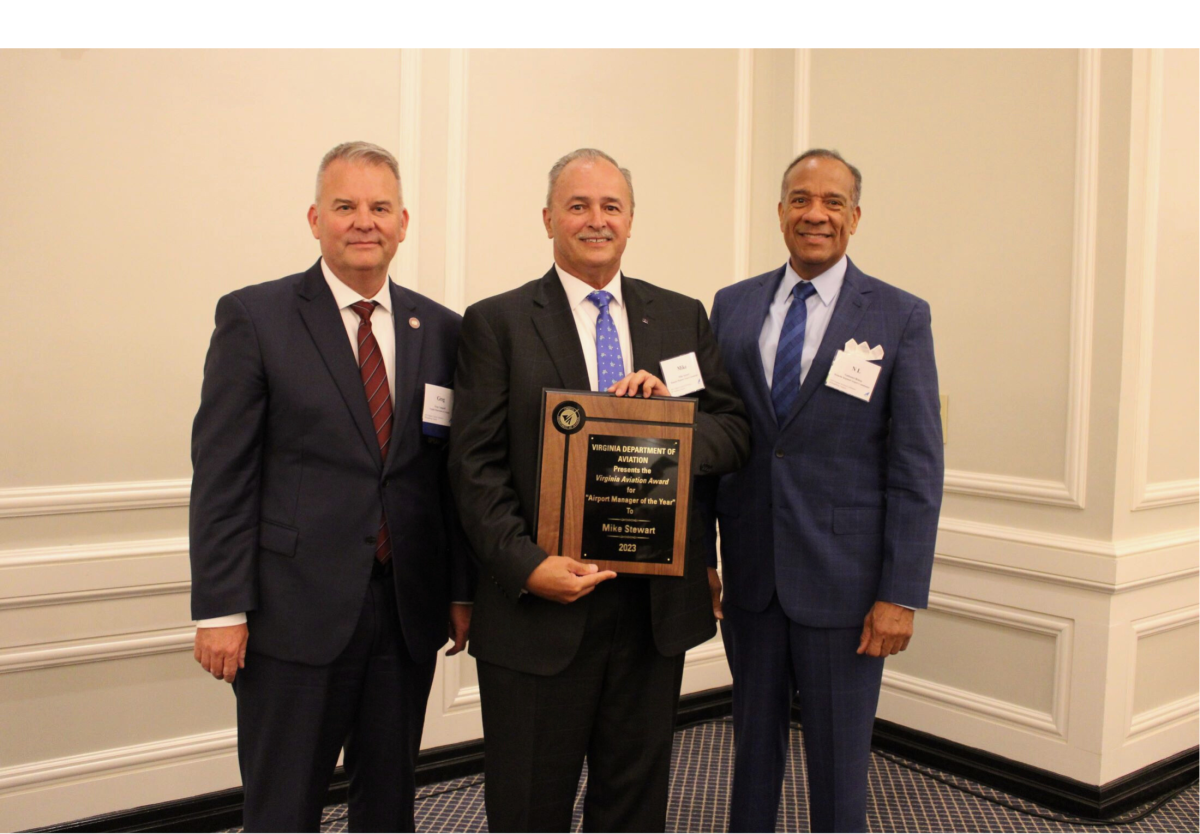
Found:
[531,267,591,390]
[295,262,379,461]
[623,276,661,374]
[387,282,423,464]
[780,259,872,430]
[741,266,783,425]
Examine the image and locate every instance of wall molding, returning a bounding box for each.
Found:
[443,48,468,314]
[0,536,188,569]
[935,517,1199,593]
[937,516,1199,560]
[1129,694,1200,740]
[943,49,1100,509]
[732,48,753,284]
[1140,478,1200,509]
[1127,605,1200,739]
[0,479,190,519]
[0,626,194,675]
[884,592,1072,739]
[1127,49,1200,511]
[0,728,235,795]
[441,653,480,713]
[0,581,190,612]
[792,48,810,152]
[396,48,422,295]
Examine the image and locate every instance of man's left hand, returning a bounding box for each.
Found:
[856,601,914,657]
[446,603,472,656]
[609,370,669,398]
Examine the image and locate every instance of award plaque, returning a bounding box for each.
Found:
[534,389,697,577]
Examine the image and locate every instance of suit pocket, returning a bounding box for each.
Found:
[258,520,299,557]
[832,506,884,535]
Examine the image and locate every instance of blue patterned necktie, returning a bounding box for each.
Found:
[588,290,626,392]
[771,281,819,422]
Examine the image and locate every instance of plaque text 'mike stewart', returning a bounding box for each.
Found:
[581,435,678,564]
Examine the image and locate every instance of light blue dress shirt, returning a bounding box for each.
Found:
[759,255,847,389]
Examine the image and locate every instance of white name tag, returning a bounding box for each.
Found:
[423,384,454,426]
[825,350,882,402]
[660,351,704,396]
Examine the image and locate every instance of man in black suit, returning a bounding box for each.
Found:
[190,141,472,832]
[449,148,749,832]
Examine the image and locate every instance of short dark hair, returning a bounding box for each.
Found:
[780,148,862,207]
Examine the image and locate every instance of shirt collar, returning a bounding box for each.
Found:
[555,263,625,312]
[777,254,847,307]
[321,258,393,313]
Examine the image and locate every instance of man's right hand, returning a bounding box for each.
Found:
[194,623,249,683]
[524,556,617,604]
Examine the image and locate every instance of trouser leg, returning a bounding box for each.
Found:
[582,579,684,833]
[235,635,364,830]
[723,595,794,833]
[791,624,884,833]
[343,574,437,833]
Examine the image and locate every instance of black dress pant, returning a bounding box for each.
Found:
[477,578,686,833]
[233,569,437,832]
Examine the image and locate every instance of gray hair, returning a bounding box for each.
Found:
[546,148,635,209]
[780,148,862,208]
[315,141,403,205]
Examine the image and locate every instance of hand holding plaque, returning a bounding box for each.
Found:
[534,389,696,577]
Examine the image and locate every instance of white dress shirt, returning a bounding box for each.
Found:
[555,264,634,391]
[196,260,399,629]
[759,255,846,390]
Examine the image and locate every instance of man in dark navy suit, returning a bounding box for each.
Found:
[450,148,749,832]
[700,149,944,832]
[189,142,472,832]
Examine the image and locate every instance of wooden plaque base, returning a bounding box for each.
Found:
[534,390,696,577]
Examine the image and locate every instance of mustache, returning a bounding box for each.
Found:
[576,231,615,240]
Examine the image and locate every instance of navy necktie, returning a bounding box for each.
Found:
[771,281,819,422]
[588,290,626,392]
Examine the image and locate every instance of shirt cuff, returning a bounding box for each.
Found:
[196,613,247,628]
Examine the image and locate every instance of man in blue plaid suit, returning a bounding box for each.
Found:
[699,149,944,832]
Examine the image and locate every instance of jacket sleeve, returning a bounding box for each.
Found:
[447,305,548,601]
[189,292,266,620]
[691,292,733,569]
[877,299,944,608]
[690,297,751,481]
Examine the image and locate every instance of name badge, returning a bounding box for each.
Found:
[422,384,453,438]
[825,340,883,402]
[660,352,704,396]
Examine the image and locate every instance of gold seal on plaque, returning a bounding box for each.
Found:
[553,402,584,434]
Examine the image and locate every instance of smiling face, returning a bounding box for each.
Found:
[307,158,408,294]
[778,155,861,279]
[542,157,633,289]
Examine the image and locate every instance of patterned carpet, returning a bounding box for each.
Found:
[232,719,1200,832]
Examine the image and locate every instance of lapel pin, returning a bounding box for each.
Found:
[409,317,421,329]
[642,317,649,324]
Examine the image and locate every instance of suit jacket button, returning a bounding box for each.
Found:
[364,535,377,545]
[775,450,784,459]
[381,477,390,488]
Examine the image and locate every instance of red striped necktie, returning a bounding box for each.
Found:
[350,300,392,565]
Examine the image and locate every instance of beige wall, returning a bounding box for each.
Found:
[0,48,1196,829]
